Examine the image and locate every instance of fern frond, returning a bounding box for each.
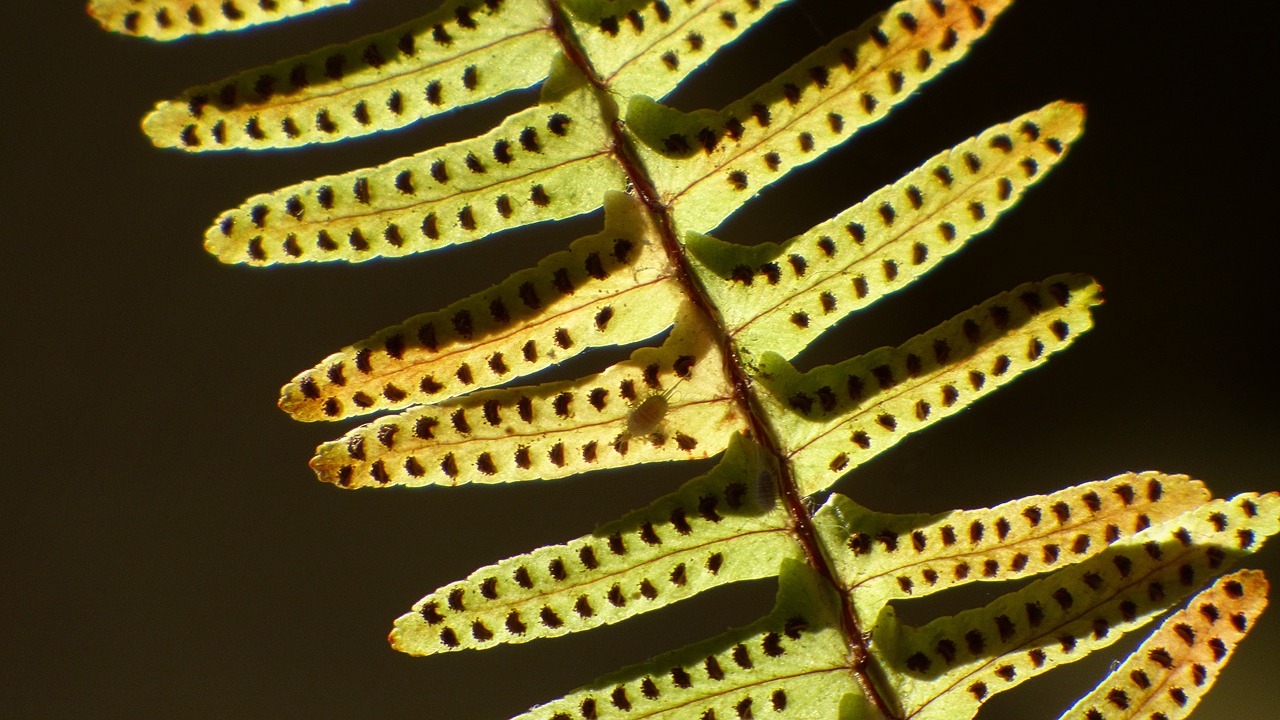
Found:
[309,319,741,488]
[1057,570,1270,720]
[688,101,1084,359]
[391,435,799,655]
[631,0,1013,234]
[875,492,1280,720]
[513,561,862,720]
[206,74,623,264]
[88,0,354,41]
[280,193,674,421]
[96,0,1279,715]
[142,0,557,149]
[567,0,790,100]
[815,473,1213,621]
[763,274,1101,495]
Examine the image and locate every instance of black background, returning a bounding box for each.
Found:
[4,1,1278,718]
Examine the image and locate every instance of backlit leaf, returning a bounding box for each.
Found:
[88,0,354,41]
[391,435,800,655]
[874,492,1280,720]
[688,101,1084,359]
[631,0,1014,234]
[143,0,557,149]
[205,72,623,264]
[97,0,1280,717]
[765,274,1101,495]
[1056,569,1270,720]
[512,561,864,720]
[309,317,742,489]
[567,0,790,101]
[280,193,674,421]
[814,472,1213,622]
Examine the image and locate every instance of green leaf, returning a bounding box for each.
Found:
[88,0,355,41]
[308,317,742,489]
[98,0,1280,716]
[631,0,1015,234]
[566,0,791,101]
[687,101,1085,359]
[761,274,1102,495]
[511,560,863,720]
[206,72,625,264]
[391,435,800,655]
[143,0,558,149]
[873,492,1280,720]
[815,472,1213,623]
[279,192,675,421]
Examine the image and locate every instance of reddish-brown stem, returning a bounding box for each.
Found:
[547,3,898,717]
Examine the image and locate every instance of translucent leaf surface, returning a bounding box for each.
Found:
[512,561,865,720]
[815,472,1213,622]
[309,318,742,488]
[567,0,790,101]
[280,193,674,421]
[631,0,1014,234]
[1057,570,1270,720]
[88,0,354,41]
[94,0,1280,716]
[143,0,557,149]
[391,435,800,655]
[206,75,622,264]
[765,274,1101,495]
[874,492,1280,720]
[688,101,1084,359]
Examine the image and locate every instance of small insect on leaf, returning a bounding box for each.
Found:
[622,378,684,441]
[626,393,669,438]
[753,465,779,511]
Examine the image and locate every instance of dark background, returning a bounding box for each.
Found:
[4,1,1277,718]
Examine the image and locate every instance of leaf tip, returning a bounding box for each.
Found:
[202,219,247,265]
[141,100,207,151]
[308,449,347,488]
[84,1,109,30]
[277,382,317,421]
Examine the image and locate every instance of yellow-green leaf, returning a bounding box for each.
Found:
[631,0,1014,234]
[309,318,742,488]
[88,0,354,41]
[512,561,863,720]
[143,0,557,149]
[874,492,1280,720]
[687,101,1085,359]
[814,472,1212,623]
[391,435,799,655]
[765,274,1101,496]
[280,192,675,421]
[1056,569,1270,720]
[204,76,623,265]
[568,0,791,101]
